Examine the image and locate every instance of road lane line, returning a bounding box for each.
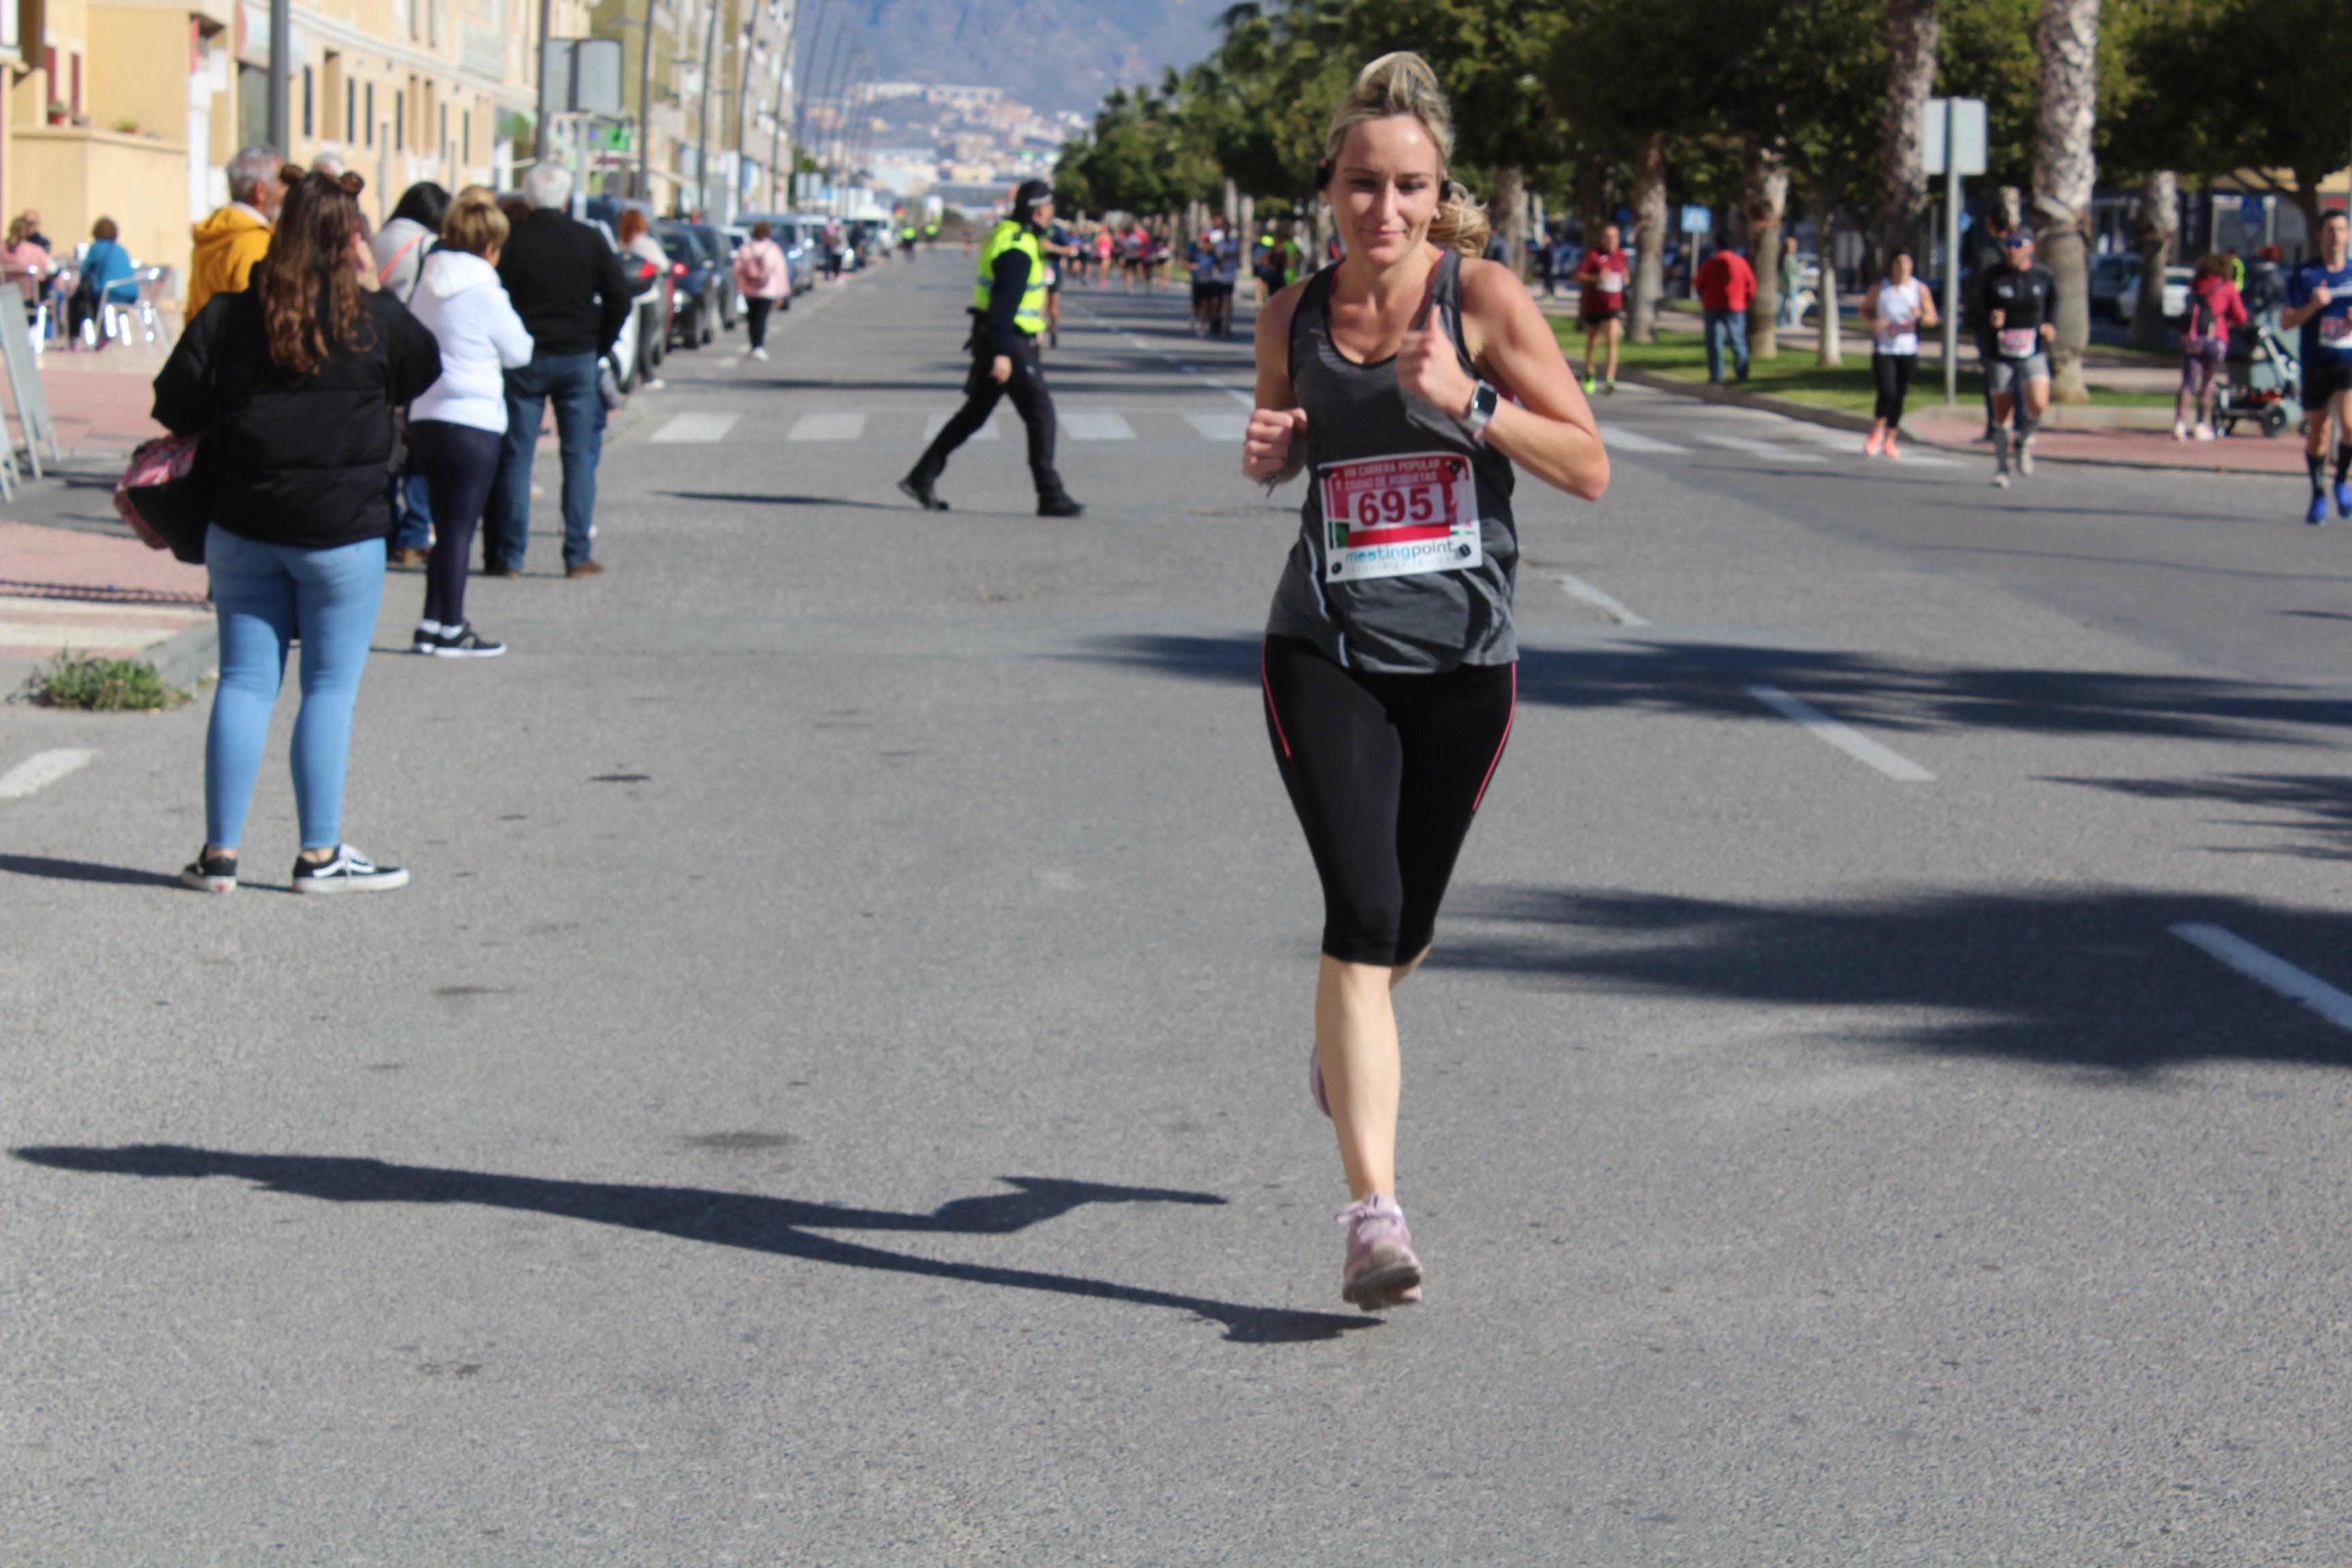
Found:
[786,412,866,442]
[1554,574,1652,627]
[1698,434,1829,463]
[2171,924,2352,1033]
[1184,412,1249,442]
[1784,427,1959,467]
[1062,412,1135,441]
[1599,427,1693,455]
[1744,685,1935,782]
[924,412,1000,441]
[651,412,742,444]
[0,749,94,799]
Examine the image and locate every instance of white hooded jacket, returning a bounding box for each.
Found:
[408,249,536,433]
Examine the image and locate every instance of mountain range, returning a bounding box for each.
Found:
[841,0,1224,118]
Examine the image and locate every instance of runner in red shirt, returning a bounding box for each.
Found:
[1694,233,1757,382]
[1573,223,1631,393]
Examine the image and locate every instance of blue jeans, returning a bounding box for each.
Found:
[389,466,434,553]
[1704,308,1750,382]
[202,526,387,851]
[485,351,605,570]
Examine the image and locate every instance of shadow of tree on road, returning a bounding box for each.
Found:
[1434,884,2352,1073]
[2051,774,2352,862]
[6,1147,1372,1343]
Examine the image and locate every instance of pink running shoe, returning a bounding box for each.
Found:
[1863,428,1885,457]
[1339,1193,1424,1310]
[1309,1045,1330,1118]
[1883,434,1902,459]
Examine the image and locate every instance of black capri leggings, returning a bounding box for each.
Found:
[1873,350,1917,423]
[1261,635,1517,967]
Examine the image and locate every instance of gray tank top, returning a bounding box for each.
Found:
[1265,250,1518,672]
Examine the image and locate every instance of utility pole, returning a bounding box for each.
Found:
[267,0,291,154]
[696,0,721,216]
[638,0,657,203]
[734,21,756,220]
[534,0,554,165]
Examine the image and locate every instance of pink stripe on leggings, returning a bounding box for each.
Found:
[1471,663,1517,811]
[1261,639,1293,759]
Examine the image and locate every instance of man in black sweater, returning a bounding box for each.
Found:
[482,163,636,577]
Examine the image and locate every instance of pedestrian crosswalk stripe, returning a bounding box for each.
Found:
[1698,433,1829,463]
[924,412,999,442]
[1600,427,1693,455]
[1784,427,1960,467]
[788,411,867,442]
[1062,412,1136,441]
[0,748,93,799]
[651,412,741,444]
[1183,412,1249,442]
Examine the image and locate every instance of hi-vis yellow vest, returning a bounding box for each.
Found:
[973,220,1046,336]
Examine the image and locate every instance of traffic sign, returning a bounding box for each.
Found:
[1922,98,1987,176]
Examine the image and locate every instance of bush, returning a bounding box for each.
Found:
[15,653,189,711]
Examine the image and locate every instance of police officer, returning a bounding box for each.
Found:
[899,180,1083,517]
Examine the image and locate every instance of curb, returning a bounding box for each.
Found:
[1617,368,2290,479]
[149,617,218,693]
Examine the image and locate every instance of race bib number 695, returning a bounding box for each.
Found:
[1320,451,1484,583]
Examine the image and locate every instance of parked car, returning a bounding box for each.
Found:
[655,222,723,346]
[681,223,741,328]
[2127,264,2195,326]
[2091,252,2142,324]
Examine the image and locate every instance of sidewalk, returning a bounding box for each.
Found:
[0,517,212,693]
[1,344,176,461]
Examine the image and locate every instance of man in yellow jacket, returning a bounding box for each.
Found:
[186,146,288,317]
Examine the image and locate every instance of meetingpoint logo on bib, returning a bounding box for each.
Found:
[1320,452,1483,583]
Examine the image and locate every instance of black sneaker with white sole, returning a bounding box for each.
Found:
[289,845,410,894]
[427,623,505,658]
[180,849,238,893]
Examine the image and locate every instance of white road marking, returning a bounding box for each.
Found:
[1784,427,1959,467]
[1184,412,1250,442]
[0,748,94,799]
[1744,685,1935,782]
[2172,924,2352,1033]
[786,411,866,442]
[650,412,742,444]
[1697,434,1829,463]
[1555,574,1652,627]
[1062,412,1136,441]
[1599,427,1693,455]
[924,412,999,442]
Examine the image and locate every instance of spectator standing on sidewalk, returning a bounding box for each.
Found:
[1695,232,1757,382]
[733,220,789,362]
[2173,255,2247,444]
[615,210,669,389]
[373,182,452,568]
[160,167,442,896]
[1776,234,1804,327]
[188,146,287,318]
[405,187,533,657]
[481,162,634,578]
[1860,247,1936,458]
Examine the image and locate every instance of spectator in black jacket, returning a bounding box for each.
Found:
[156,166,443,895]
[481,161,632,576]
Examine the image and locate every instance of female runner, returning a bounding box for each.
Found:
[1243,53,1610,1310]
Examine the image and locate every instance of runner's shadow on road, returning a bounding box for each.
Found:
[8,1147,1373,1344]
[0,853,182,889]
[1434,884,2352,1073]
[659,491,905,512]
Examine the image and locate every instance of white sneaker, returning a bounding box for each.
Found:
[751,346,769,361]
[2192,423,2215,442]
[1991,467,2011,489]
[290,845,409,894]
[2172,421,2189,442]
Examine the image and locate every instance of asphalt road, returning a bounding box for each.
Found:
[5,255,2352,1566]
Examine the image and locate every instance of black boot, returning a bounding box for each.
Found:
[898,473,949,512]
[1036,491,1085,517]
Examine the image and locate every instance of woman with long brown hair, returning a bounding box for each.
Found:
[156,165,442,894]
[1243,54,1608,1309]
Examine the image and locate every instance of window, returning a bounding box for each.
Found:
[394,90,404,150]
[462,109,470,163]
[236,64,267,148]
[365,82,374,146]
[440,103,448,162]
[71,51,82,114]
[345,80,355,142]
[302,67,314,137]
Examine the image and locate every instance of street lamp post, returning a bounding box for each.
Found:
[734,23,757,222]
[267,0,291,154]
[696,0,722,216]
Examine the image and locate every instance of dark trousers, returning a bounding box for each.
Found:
[910,322,1063,497]
[1872,353,1918,423]
[485,351,605,571]
[410,419,504,628]
[1703,308,1750,381]
[746,296,776,350]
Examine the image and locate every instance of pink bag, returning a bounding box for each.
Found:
[113,432,210,563]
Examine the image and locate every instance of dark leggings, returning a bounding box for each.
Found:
[1872,352,1917,423]
[1261,635,1516,966]
[408,419,504,627]
[747,296,774,350]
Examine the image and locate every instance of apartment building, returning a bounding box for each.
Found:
[0,0,591,301]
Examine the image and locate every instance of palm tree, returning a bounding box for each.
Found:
[2034,0,2102,403]
[1874,0,1939,275]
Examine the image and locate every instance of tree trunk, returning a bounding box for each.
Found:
[1494,165,1526,275]
[1629,131,1668,344]
[1876,0,1940,281]
[2125,168,2176,351]
[1746,139,1789,359]
[1578,155,1609,244]
[2034,0,2102,403]
[1239,194,1256,278]
[1815,186,1844,367]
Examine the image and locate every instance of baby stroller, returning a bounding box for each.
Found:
[2215,316,2298,438]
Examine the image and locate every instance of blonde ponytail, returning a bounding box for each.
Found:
[1319,52,1488,257]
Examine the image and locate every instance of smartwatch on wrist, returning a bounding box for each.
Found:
[1463,379,1501,442]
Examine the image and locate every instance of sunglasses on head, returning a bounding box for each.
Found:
[2002,238,2031,248]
